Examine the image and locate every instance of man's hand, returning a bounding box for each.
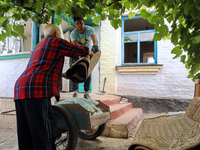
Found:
[91,45,98,53]
[89,51,94,58]
[62,73,69,79]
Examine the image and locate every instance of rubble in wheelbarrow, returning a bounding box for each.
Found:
[55,97,104,116]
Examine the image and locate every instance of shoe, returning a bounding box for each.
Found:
[84,93,91,99]
[73,93,78,98]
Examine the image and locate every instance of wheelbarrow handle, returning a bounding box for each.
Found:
[1,109,16,116]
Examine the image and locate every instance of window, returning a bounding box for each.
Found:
[0,20,32,55]
[0,36,21,54]
[122,16,157,65]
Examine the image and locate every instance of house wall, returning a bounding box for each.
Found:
[0,57,29,98]
[92,26,100,93]
[101,19,194,99]
[100,20,118,94]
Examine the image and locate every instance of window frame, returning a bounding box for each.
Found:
[121,15,157,66]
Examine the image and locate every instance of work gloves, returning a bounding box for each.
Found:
[91,45,98,53]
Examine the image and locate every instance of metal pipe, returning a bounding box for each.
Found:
[1,110,16,116]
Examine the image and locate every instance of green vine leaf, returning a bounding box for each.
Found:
[1,18,9,29]
[0,0,200,80]
[93,16,101,25]
[191,35,200,44]
[153,33,162,41]
[128,12,135,19]
[140,9,150,19]
[15,25,24,34]
[171,46,182,58]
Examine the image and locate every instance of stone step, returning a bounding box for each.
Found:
[91,94,121,105]
[103,108,143,138]
[109,103,133,120]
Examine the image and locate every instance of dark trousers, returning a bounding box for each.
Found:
[15,98,56,150]
[72,75,91,92]
[72,57,91,92]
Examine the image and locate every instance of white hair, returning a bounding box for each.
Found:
[44,24,60,37]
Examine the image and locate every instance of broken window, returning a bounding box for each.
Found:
[122,16,157,64]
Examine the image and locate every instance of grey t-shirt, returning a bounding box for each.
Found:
[70,25,95,49]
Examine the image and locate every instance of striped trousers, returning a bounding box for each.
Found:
[15,98,56,150]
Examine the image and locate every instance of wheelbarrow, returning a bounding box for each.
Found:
[1,99,111,150]
[51,98,111,150]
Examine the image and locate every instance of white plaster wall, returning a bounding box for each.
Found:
[92,26,100,93]
[100,20,117,94]
[0,58,29,98]
[116,39,194,99]
[100,19,194,99]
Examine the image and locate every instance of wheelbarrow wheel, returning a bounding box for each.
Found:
[51,105,78,150]
[78,123,106,140]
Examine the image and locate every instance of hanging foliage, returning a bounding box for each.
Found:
[0,0,200,80]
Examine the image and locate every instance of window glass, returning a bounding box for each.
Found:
[124,43,137,63]
[122,16,156,64]
[124,17,154,32]
[140,32,154,41]
[140,41,154,63]
[124,34,137,42]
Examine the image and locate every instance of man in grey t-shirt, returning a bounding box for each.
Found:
[70,17,98,99]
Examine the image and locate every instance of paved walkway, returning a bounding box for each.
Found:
[0,93,162,149]
[0,128,133,150]
[0,114,161,150]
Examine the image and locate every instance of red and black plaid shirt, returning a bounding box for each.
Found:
[14,36,89,100]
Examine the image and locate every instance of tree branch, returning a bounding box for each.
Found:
[41,0,46,15]
[106,0,122,6]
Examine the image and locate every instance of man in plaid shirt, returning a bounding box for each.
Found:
[14,24,93,150]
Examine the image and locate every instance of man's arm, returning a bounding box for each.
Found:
[59,38,89,57]
[71,39,94,58]
[91,33,98,46]
[71,40,78,45]
[91,33,99,53]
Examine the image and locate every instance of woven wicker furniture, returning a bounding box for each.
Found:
[129,97,200,150]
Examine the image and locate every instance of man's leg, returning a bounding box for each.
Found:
[72,82,79,97]
[84,75,91,99]
[15,100,35,150]
[21,98,56,150]
[72,57,79,97]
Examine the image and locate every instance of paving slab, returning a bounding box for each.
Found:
[0,113,162,150]
[0,128,133,150]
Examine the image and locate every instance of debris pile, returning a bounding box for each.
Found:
[55,97,104,116]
